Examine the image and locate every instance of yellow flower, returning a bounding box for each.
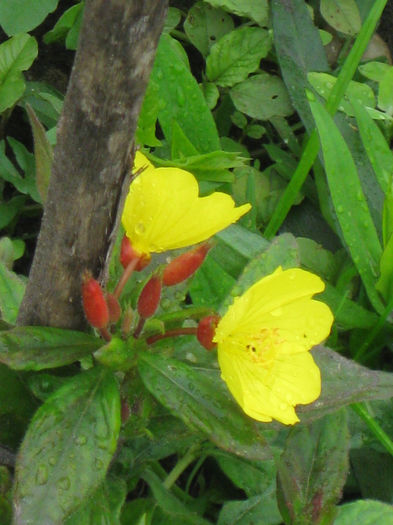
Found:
[214,267,333,425]
[121,152,251,257]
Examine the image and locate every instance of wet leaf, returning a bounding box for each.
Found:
[0,326,101,370]
[138,352,271,461]
[320,0,361,36]
[277,411,349,524]
[206,27,272,87]
[13,368,120,524]
[204,0,269,26]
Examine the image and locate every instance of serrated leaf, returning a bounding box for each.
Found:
[320,0,361,36]
[0,326,101,370]
[230,74,293,120]
[206,27,272,87]
[298,347,393,422]
[150,34,220,153]
[26,104,53,203]
[0,261,25,325]
[335,500,393,524]
[0,0,58,35]
[309,97,384,314]
[0,34,38,112]
[277,411,349,524]
[138,352,270,460]
[13,368,120,524]
[204,0,269,26]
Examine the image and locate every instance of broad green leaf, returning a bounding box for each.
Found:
[138,353,270,461]
[0,326,101,370]
[206,27,272,87]
[43,3,84,46]
[0,196,25,230]
[13,368,120,524]
[230,73,293,120]
[309,97,384,313]
[150,34,220,153]
[163,7,181,34]
[204,0,269,26]
[351,98,393,195]
[271,0,329,134]
[200,81,219,109]
[359,61,391,82]
[0,236,25,269]
[21,81,64,129]
[0,34,38,112]
[308,72,376,117]
[184,1,234,57]
[378,67,393,115]
[65,476,127,525]
[213,451,276,498]
[0,262,25,325]
[334,500,393,524]
[277,411,349,525]
[298,347,393,422]
[376,233,393,301]
[0,0,58,35]
[136,80,162,147]
[142,469,210,525]
[25,104,53,203]
[320,0,361,36]
[218,494,282,525]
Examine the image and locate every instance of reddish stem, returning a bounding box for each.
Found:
[113,257,140,299]
[99,326,112,342]
[133,317,146,339]
[146,327,197,345]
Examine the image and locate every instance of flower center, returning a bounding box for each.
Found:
[244,328,283,367]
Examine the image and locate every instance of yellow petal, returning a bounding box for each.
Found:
[122,161,250,256]
[218,344,320,425]
[215,268,328,343]
[133,151,155,174]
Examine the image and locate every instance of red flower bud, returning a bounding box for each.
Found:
[137,273,162,319]
[163,243,211,286]
[197,315,220,350]
[120,235,151,271]
[106,293,121,323]
[82,271,109,329]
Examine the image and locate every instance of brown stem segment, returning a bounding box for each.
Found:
[146,327,197,345]
[99,326,112,342]
[133,317,146,339]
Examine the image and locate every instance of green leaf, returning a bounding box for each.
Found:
[351,98,393,195]
[378,67,393,115]
[136,79,162,147]
[308,72,376,117]
[0,34,38,112]
[298,347,393,423]
[0,196,26,230]
[359,61,391,82]
[277,411,349,525]
[0,326,101,370]
[376,234,393,301]
[309,97,384,313]
[65,476,127,525]
[206,27,272,87]
[218,494,281,525]
[138,353,270,461]
[0,0,58,35]
[184,1,234,57]
[0,262,25,325]
[199,81,219,110]
[25,104,53,203]
[334,500,393,524]
[13,368,120,524]
[230,73,293,120]
[320,0,361,36]
[43,3,84,46]
[204,0,269,26]
[150,34,220,153]
[142,469,210,525]
[163,7,181,34]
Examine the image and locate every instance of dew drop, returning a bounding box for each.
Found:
[57,477,70,490]
[271,307,283,317]
[48,457,57,466]
[75,435,87,446]
[134,222,145,235]
[337,205,344,213]
[36,464,48,486]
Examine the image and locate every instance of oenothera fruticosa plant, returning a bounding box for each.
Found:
[83,152,334,425]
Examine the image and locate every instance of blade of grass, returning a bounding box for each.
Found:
[264,0,388,239]
[352,403,393,458]
[309,96,384,314]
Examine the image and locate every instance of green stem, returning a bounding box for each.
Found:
[264,0,388,239]
[163,444,200,490]
[351,403,393,457]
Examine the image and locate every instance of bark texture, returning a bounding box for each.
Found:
[17,0,168,329]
